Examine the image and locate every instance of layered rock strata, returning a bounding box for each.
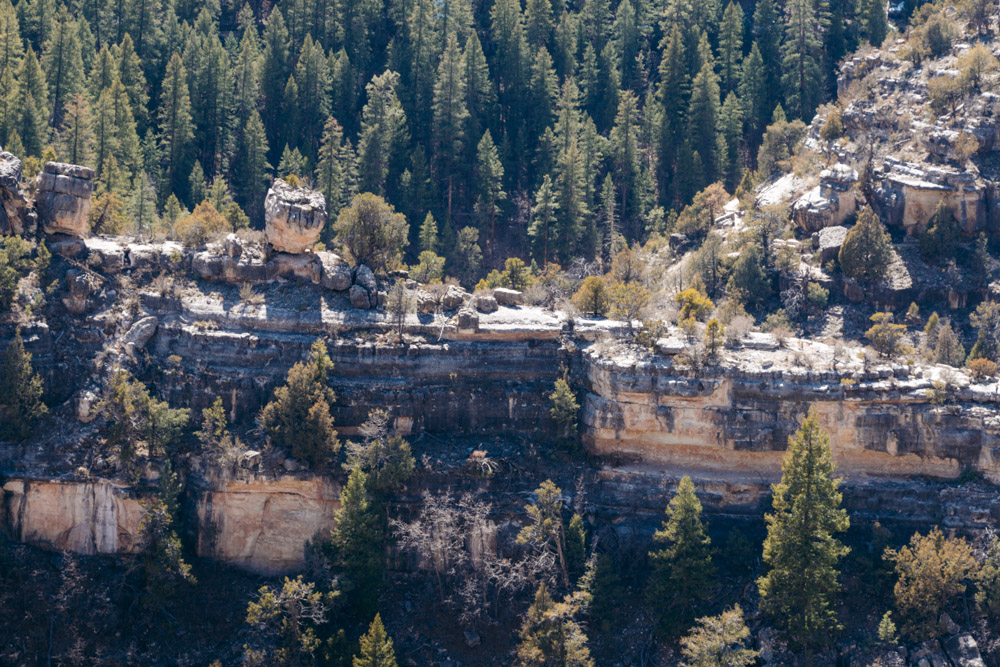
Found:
[0,151,35,235]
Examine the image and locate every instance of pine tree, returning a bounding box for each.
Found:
[418,212,438,254]
[291,35,329,160]
[528,174,559,266]
[517,479,570,586]
[839,206,892,284]
[718,2,745,95]
[315,115,349,216]
[16,46,49,156]
[431,32,468,223]
[357,70,408,196]
[610,91,641,238]
[781,0,824,120]
[0,0,24,75]
[752,0,782,117]
[259,7,291,155]
[758,407,849,651]
[680,606,759,667]
[157,53,193,201]
[189,160,207,205]
[42,8,85,127]
[233,109,271,225]
[344,408,415,497]
[115,34,148,131]
[327,468,384,612]
[462,32,494,145]
[353,614,397,667]
[739,43,767,142]
[517,582,595,667]
[55,92,92,165]
[258,339,340,468]
[687,41,725,189]
[648,476,715,633]
[474,130,505,247]
[0,65,17,147]
[656,25,689,202]
[0,329,48,441]
[865,0,888,46]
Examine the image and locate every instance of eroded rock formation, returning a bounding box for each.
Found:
[0,151,35,235]
[36,162,95,238]
[264,179,327,254]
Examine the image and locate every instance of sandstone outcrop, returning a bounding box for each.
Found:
[36,162,95,238]
[792,164,858,232]
[814,225,848,263]
[493,287,523,306]
[195,475,339,574]
[872,159,985,236]
[0,150,35,235]
[1,478,145,555]
[264,179,327,253]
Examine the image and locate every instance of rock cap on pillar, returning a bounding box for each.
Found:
[36,161,96,238]
[264,178,327,254]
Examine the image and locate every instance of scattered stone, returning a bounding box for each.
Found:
[75,389,98,423]
[121,316,159,355]
[354,264,376,293]
[944,633,986,667]
[224,233,243,259]
[475,294,498,313]
[457,308,479,332]
[655,337,685,355]
[814,225,848,264]
[463,631,480,648]
[36,161,95,238]
[264,179,327,253]
[416,290,437,315]
[442,284,468,310]
[493,287,523,307]
[0,151,35,235]
[63,269,98,314]
[349,284,371,310]
[940,612,960,636]
[318,252,352,291]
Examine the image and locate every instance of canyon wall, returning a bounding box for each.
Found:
[582,350,1000,482]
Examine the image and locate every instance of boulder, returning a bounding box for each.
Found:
[353,264,377,293]
[792,165,858,233]
[0,151,35,235]
[264,179,327,253]
[85,238,126,273]
[944,633,986,667]
[814,225,848,264]
[224,233,243,259]
[75,389,98,423]
[317,252,352,291]
[493,287,523,307]
[349,284,371,309]
[122,316,158,356]
[36,161,95,238]
[441,284,467,310]
[63,269,99,314]
[416,290,437,315]
[475,294,498,313]
[457,308,479,331]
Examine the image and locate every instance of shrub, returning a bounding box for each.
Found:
[410,250,445,284]
[676,288,714,321]
[0,330,48,441]
[885,527,977,641]
[969,357,997,382]
[866,312,907,358]
[609,281,650,334]
[572,276,610,317]
[549,377,579,438]
[333,193,409,273]
[806,282,829,309]
[173,201,232,248]
[703,319,724,357]
[918,203,958,262]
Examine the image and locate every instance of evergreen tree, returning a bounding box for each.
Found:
[781,0,824,120]
[609,91,641,238]
[0,329,48,441]
[528,174,559,266]
[679,606,759,667]
[839,206,892,284]
[474,130,505,247]
[517,582,595,667]
[418,212,438,254]
[327,468,384,613]
[56,91,92,165]
[357,70,408,196]
[865,0,888,46]
[258,339,340,468]
[431,32,468,223]
[315,115,349,216]
[517,479,570,586]
[718,2,745,96]
[353,614,397,667]
[16,46,49,156]
[687,42,725,189]
[42,9,85,127]
[462,32,494,146]
[758,407,850,651]
[739,43,767,143]
[233,109,271,225]
[157,53,194,200]
[344,408,415,497]
[0,0,24,75]
[648,476,715,633]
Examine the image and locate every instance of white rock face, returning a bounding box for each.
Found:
[36,162,95,237]
[0,150,35,235]
[264,179,327,253]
